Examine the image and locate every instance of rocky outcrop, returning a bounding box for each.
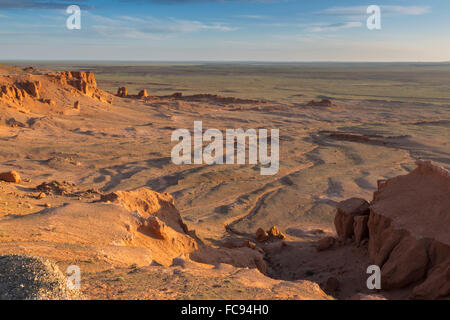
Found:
[0,69,112,108]
[306,98,334,107]
[367,161,450,299]
[334,198,370,240]
[336,161,449,299]
[117,87,128,97]
[138,89,149,98]
[55,71,111,104]
[330,161,450,299]
[0,80,41,103]
[255,225,286,242]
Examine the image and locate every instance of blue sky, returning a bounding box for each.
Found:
[0,0,449,61]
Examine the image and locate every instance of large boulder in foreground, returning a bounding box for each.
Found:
[334,197,370,239]
[0,255,83,300]
[368,160,450,299]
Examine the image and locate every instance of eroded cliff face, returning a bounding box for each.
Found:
[368,161,450,299]
[54,71,111,103]
[0,67,112,110]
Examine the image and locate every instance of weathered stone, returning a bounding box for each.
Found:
[334,197,370,239]
[353,215,369,247]
[0,171,21,183]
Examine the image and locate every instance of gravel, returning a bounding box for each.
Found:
[0,254,84,300]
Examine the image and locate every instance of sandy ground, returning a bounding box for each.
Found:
[0,64,449,299]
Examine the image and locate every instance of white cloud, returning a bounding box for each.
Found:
[308,21,362,32]
[383,6,431,15]
[235,14,268,20]
[86,13,237,40]
[319,5,431,18]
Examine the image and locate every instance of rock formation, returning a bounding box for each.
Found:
[255,226,286,242]
[138,89,149,98]
[0,67,113,110]
[368,160,449,299]
[334,161,450,299]
[334,197,370,240]
[117,87,128,97]
[55,71,111,104]
[0,171,21,183]
[306,98,334,107]
[0,80,41,104]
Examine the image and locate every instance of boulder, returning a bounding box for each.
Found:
[138,89,149,98]
[117,87,128,97]
[268,225,286,239]
[0,170,21,183]
[334,197,370,239]
[255,228,269,242]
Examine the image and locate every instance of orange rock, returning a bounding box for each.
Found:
[268,225,286,239]
[117,87,128,97]
[334,197,370,240]
[20,80,41,99]
[138,89,149,98]
[0,171,21,183]
[144,216,169,240]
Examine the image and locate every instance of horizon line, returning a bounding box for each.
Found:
[1,59,450,64]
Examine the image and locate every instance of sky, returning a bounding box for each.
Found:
[0,0,449,61]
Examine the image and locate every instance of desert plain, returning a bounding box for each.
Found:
[0,62,448,300]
